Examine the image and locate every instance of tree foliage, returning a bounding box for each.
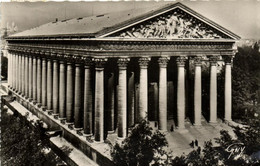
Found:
[111,120,171,166]
[0,108,62,166]
[232,44,260,118]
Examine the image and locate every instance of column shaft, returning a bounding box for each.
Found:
[138,58,150,121]
[94,68,104,142]
[16,54,19,91]
[32,56,37,101]
[225,62,232,121]
[7,52,11,86]
[12,53,15,88]
[66,63,74,122]
[158,57,169,131]
[74,64,82,128]
[21,55,25,95]
[41,59,47,107]
[19,54,22,93]
[47,59,53,110]
[177,57,186,129]
[210,57,217,123]
[194,60,202,126]
[59,62,66,118]
[37,57,42,104]
[25,56,29,97]
[83,65,92,135]
[53,60,59,114]
[117,58,129,138]
[107,73,115,132]
[94,58,106,142]
[28,55,33,99]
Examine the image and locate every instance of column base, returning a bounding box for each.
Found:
[85,135,94,143]
[52,114,59,119]
[94,140,104,144]
[193,123,202,126]
[117,136,126,140]
[66,122,74,130]
[83,133,93,137]
[41,106,47,111]
[75,128,83,136]
[59,118,66,124]
[36,103,42,108]
[28,98,33,102]
[32,100,37,105]
[107,130,115,134]
[47,110,53,115]
[209,120,217,124]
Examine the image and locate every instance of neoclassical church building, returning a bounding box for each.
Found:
[4,2,240,165]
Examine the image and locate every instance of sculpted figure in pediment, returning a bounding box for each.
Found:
[114,9,225,39]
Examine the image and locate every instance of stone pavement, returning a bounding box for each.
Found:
[107,117,236,157]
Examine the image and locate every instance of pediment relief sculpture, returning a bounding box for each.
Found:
[110,9,230,39]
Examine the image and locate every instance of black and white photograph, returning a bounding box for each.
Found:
[0,0,260,165]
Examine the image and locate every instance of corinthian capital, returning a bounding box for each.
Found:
[138,57,151,69]
[209,56,219,65]
[176,56,187,66]
[93,58,107,68]
[118,58,130,69]
[193,56,202,66]
[158,57,170,68]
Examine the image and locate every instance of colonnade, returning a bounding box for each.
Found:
[7,49,233,142]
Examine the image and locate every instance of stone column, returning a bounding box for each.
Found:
[59,59,66,118]
[138,57,150,121]
[12,52,15,89]
[107,73,115,133]
[194,57,202,126]
[117,58,130,139]
[66,60,74,123]
[37,56,42,105]
[21,54,25,95]
[224,56,232,122]
[11,51,15,90]
[74,61,83,128]
[209,56,218,123]
[128,72,135,126]
[83,59,93,135]
[32,55,37,101]
[158,57,169,131]
[41,57,47,108]
[16,53,19,92]
[93,58,107,142]
[7,51,11,87]
[19,54,22,94]
[47,58,53,110]
[177,56,187,129]
[25,55,29,98]
[53,58,59,115]
[28,54,33,100]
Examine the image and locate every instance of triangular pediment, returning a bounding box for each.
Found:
[100,3,240,40]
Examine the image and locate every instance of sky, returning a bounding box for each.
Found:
[1,0,260,39]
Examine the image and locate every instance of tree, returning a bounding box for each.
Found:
[0,108,63,166]
[232,45,260,119]
[111,120,171,166]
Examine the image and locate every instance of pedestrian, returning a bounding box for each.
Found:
[190,141,194,148]
[195,139,198,147]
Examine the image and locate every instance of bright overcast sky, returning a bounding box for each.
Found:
[1,0,260,39]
